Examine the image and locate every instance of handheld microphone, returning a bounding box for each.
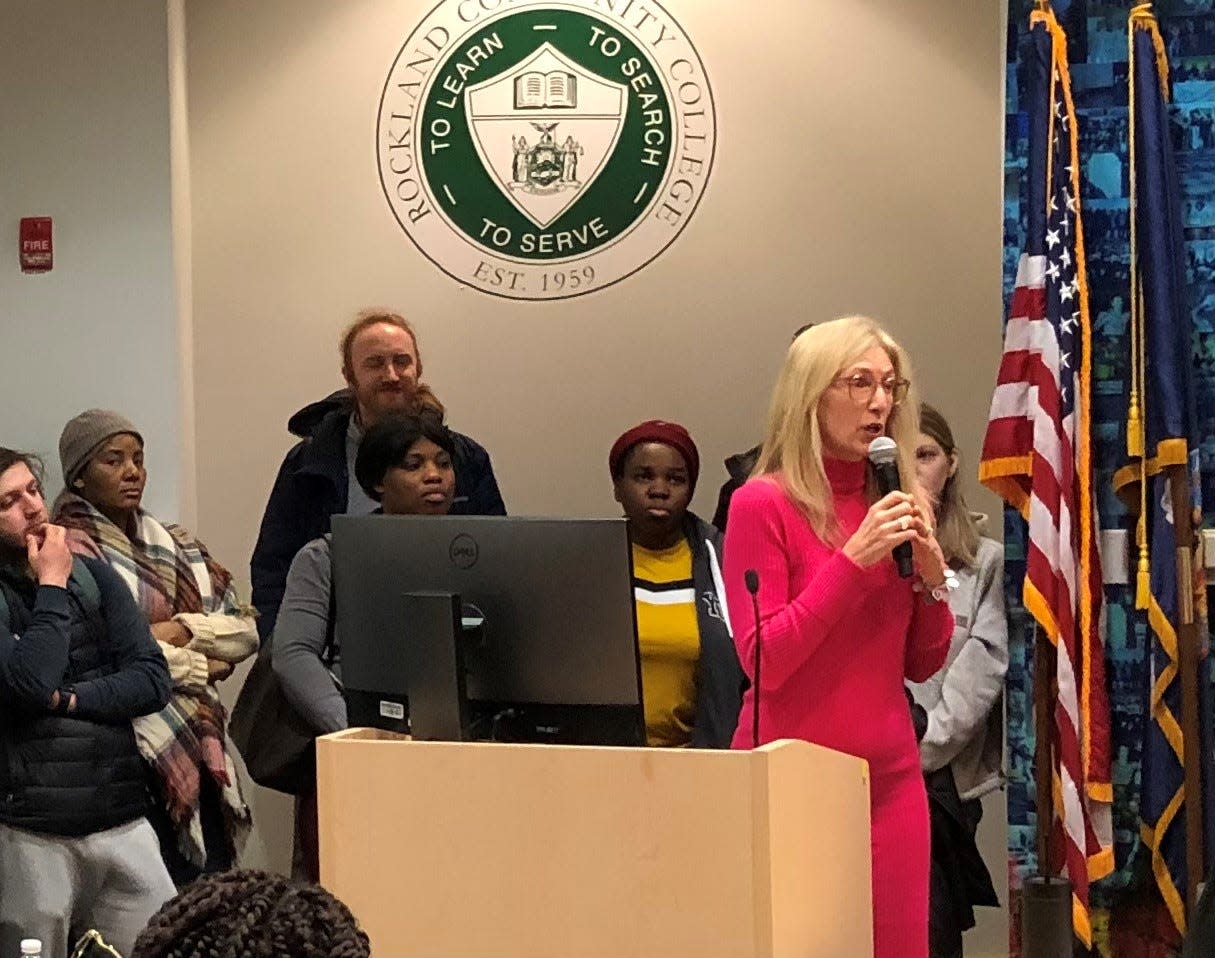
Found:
[867,436,914,579]
[745,569,762,749]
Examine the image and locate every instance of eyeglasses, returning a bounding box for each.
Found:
[832,373,910,406]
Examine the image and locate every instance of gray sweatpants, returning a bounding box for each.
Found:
[0,818,176,958]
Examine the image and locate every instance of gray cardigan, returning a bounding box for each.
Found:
[907,535,1008,801]
[272,535,345,734]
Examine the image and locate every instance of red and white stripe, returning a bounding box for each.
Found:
[982,252,1112,943]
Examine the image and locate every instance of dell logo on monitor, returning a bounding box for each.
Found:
[449,534,479,569]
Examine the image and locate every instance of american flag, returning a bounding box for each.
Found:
[979,9,1113,948]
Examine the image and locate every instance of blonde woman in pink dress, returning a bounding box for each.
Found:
[724,316,953,958]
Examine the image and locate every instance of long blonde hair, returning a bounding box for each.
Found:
[752,315,922,544]
[918,402,981,568]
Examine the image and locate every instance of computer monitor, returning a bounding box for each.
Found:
[330,515,645,746]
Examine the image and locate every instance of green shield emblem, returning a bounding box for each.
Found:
[378,1,716,300]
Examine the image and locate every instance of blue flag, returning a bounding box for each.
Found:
[1113,8,1204,935]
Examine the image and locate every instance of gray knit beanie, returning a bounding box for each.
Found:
[58,409,143,486]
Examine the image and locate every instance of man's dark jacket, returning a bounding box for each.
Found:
[251,390,506,639]
[712,445,760,533]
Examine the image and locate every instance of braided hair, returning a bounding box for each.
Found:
[130,869,371,958]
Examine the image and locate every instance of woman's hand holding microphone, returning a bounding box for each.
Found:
[842,492,950,591]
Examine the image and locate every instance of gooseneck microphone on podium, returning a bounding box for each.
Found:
[867,436,915,579]
[745,569,762,749]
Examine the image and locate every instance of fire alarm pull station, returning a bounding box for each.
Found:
[20,217,52,273]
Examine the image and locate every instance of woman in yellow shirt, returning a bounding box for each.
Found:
[609,421,744,747]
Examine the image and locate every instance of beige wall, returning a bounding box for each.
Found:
[186,0,1005,546]
[186,0,1008,951]
[0,0,184,517]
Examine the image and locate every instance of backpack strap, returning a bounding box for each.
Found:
[321,568,337,668]
[69,557,102,613]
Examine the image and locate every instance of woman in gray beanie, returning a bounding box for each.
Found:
[53,410,256,886]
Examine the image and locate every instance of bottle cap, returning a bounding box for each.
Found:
[20,941,42,956]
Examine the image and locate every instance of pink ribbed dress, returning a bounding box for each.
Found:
[723,459,952,958]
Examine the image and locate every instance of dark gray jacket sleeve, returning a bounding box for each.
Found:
[272,536,346,734]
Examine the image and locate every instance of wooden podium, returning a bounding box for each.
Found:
[317,730,873,958]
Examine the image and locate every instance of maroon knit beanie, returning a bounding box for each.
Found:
[608,420,700,495]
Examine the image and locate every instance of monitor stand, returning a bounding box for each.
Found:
[401,591,472,742]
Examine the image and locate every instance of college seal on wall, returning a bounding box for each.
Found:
[377,0,716,300]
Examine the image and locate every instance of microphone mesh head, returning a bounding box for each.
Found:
[867,435,898,465]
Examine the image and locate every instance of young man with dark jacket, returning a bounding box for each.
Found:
[0,449,174,958]
[251,309,506,640]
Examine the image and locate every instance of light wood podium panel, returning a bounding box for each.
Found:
[317,730,873,958]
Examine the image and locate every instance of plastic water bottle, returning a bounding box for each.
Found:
[19,941,41,958]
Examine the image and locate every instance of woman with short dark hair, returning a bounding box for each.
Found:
[273,412,456,881]
[353,411,456,516]
[275,412,457,736]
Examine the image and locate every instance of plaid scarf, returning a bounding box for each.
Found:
[54,492,251,867]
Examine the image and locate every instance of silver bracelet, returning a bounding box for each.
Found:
[919,568,959,604]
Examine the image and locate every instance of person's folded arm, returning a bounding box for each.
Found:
[175,608,259,665]
[72,562,171,720]
[0,585,72,712]
[156,639,210,691]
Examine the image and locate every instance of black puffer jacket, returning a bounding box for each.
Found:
[0,558,170,836]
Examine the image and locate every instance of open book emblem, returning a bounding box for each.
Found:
[466,43,627,230]
[378,0,717,300]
